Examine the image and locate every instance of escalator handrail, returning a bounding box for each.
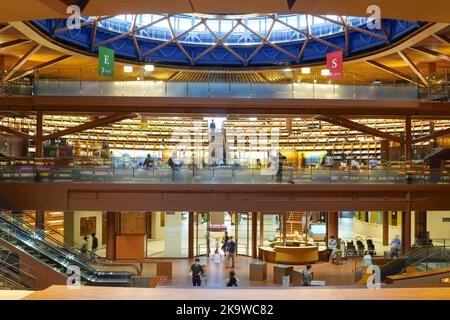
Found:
[1,212,142,275]
[0,225,132,284]
[10,211,143,273]
[0,214,97,273]
[0,213,141,276]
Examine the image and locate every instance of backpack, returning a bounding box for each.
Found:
[227,240,236,253]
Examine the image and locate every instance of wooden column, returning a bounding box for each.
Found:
[259,212,264,248]
[326,212,339,242]
[35,210,45,230]
[188,212,194,258]
[282,213,287,246]
[106,212,118,259]
[405,115,412,162]
[382,211,389,246]
[35,112,43,158]
[402,195,412,253]
[251,212,257,258]
[414,211,428,242]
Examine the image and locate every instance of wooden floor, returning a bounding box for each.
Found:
[23,285,450,300]
[143,255,362,287]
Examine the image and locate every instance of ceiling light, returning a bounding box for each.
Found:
[301,67,311,74]
[283,67,292,72]
[144,64,155,72]
[321,69,330,76]
[124,66,133,73]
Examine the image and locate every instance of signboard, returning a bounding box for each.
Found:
[98,46,114,77]
[326,50,343,79]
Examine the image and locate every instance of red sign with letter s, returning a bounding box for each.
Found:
[326,50,343,79]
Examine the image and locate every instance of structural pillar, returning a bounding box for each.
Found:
[188,212,194,258]
[402,194,412,253]
[405,115,412,162]
[326,212,339,243]
[106,212,118,259]
[382,211,389,246]
[35,112,43,158]
[282,213,287,246]
[251,212,257,258]
[414,211,428,243]
[35,210,45,230]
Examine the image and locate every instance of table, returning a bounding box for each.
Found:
[273,265,293,284]
[249,262,267,281]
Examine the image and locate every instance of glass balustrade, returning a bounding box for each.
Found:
[0,164,448,184]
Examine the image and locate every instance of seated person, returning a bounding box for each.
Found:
[330,247,342,264]
[302,264,314,286]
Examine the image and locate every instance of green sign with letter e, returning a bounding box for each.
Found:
[98,46,114,77]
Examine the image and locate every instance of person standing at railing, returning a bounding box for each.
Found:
[390,235,401,259]
[277,152,287,182]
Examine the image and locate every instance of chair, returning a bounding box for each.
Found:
[345,240,357,257]
[356,236,366,255]
[366,237,376,256]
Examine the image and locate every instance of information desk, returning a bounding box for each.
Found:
[258,246,323,264]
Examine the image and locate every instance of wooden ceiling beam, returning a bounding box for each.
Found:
[397,50,428,87]
[366,60,425,88]
[409,46,450,62]
[0,125,32,140]
[317,115,404,143]
[412,127,450,144]
[42,113,135,141]
[431,33,450,45]
[9,55,72,82]
[0,39,31,50]
[2,44,42,81]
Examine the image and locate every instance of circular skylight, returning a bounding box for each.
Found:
[95,14,368,45]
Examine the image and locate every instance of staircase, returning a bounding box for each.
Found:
[286,212,304,235]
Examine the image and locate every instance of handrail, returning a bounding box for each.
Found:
[0,211,140,274]
[0,211,142,275]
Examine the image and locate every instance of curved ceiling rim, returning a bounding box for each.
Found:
[9,21,449,73]
[4,0,450,23]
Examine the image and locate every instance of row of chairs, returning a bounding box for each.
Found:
[345,236,376,257]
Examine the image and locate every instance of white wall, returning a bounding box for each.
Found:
[73,211,103,249]
[151,212,165,240]
[427,211,450,239]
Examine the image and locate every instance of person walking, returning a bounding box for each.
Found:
[327,235,337,262]
[390,235,401,258]
[226,236,236,268]
[189,258,205,287]
[91,233,98,261]
[221,231,229,257]
[226,270,239,287]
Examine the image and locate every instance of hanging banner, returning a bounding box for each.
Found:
[326,50,343,79]
[98,46,114,77]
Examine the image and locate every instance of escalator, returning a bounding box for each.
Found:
[0,211,135,287]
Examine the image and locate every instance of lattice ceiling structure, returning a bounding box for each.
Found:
[33,14,423,66]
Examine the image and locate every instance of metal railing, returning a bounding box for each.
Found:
[0,211,143,276]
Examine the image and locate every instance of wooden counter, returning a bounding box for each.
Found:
[258,246,321,264]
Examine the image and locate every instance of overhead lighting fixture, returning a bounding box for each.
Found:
[321,69,330,76]
[301,67,311,74]
[124,66,133,73]
[283,67,292,72]
[144,64,155,72]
